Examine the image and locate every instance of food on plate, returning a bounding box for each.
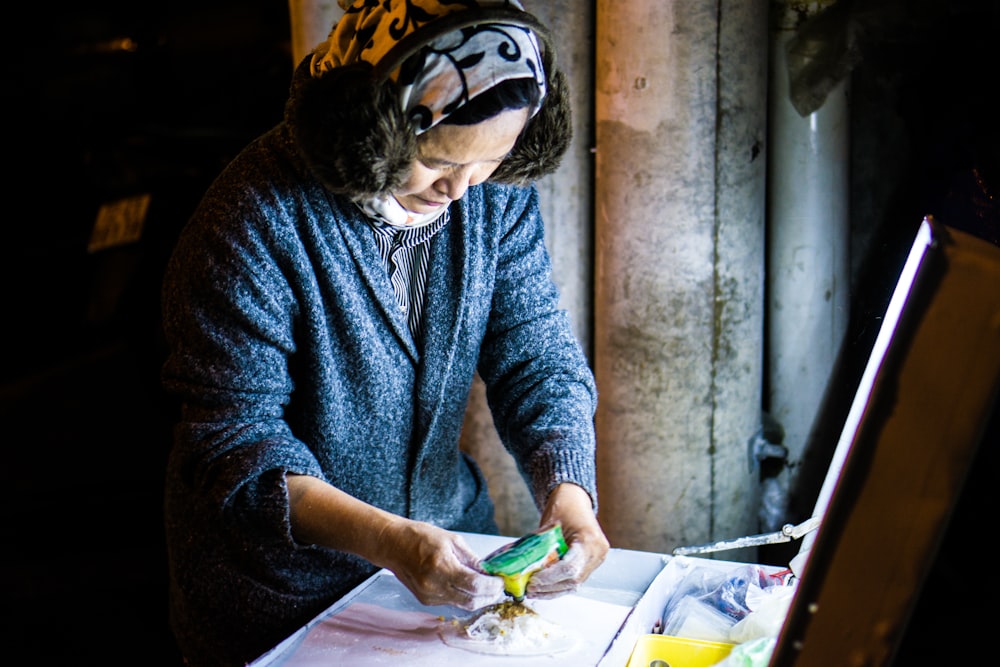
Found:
[439,600,578,656]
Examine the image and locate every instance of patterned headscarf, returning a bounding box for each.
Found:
[311,0,547,134]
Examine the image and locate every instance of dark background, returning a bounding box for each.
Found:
[3,2,292,664]
[2,1,996,665]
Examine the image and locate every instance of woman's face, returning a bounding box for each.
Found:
[392,107,530,216]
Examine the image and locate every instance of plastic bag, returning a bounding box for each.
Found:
[660,557,793,644]
[728,582,797,644]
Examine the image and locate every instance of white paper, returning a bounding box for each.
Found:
[264,572,633,666]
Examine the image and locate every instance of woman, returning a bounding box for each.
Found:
[160,1,609,665]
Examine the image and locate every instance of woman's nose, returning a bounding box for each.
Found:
[436,166,477,200]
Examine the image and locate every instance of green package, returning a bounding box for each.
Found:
[479,523,569,601]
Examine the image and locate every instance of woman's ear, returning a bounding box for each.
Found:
[489,56,573,186]
[286,58,417,198]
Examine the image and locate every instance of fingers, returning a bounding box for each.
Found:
[449,570,507,610]
[525,520,611,600]
[448,538,507,609]
[387,521,612,610]
[525,542,586,598]
[537,484,610,582]
[389,528,506,610]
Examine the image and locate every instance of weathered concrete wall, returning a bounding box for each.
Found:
[593,0,768,555]
[288,0,339,65]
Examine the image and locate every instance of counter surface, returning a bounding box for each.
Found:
[249,532,675,666]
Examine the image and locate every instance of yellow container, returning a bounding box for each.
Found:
[626,634,735,667]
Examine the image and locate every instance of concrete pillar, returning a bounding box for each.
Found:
[288,0,340,66]
[766,0,850,529]
[594,0,769,554]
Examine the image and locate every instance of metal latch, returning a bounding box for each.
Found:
[671,516,820,556]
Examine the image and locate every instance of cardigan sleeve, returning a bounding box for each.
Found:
[160,152,327,546]
[475,184,600,512]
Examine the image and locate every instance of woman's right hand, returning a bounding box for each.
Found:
[286,474,505,610]
[377,520,507,610]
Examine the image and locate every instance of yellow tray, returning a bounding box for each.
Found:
[626,634,734,667]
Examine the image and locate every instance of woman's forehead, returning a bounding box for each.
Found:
[418,108,529,163]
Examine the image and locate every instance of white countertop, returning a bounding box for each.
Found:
[249,532,677,667]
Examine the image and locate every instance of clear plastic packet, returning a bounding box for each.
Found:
[660,557,793,643]
[662,594,737,642]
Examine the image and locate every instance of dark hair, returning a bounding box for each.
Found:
[287,30,571,195]
[440,77,541,126]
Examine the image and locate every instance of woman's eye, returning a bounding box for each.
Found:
[418,155,451,169]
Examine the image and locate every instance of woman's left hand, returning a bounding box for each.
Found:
[525,483,610,599]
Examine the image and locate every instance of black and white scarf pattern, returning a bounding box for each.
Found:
[311,0,547,134]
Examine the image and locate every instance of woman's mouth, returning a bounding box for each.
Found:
[418,197,448,209]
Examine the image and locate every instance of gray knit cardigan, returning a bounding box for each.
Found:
[160,122,598,667]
